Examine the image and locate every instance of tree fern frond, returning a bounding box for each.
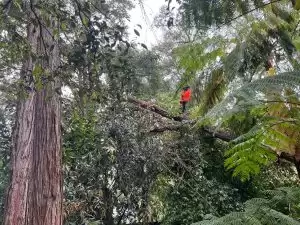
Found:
[266,187,300,206]
[223,118,298,181]
[230,123,263,144]
[258,208,300,225]
[263,126,297,150]
[222,112,300,181]
[244,198,270,211]
[193,187,300,225]
[173,38,225,90]
[202,72,300,122]
[225,141,276,181]
[199,68,227,114]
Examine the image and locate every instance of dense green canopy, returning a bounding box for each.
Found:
[0,0,299,225]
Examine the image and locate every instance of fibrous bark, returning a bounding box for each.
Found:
[4,5,62,225]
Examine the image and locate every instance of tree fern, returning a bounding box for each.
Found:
[199,68,227,113]
[196,71,300,181]
[223,114,300,180]
[224,133,277,181]
[173,36,225,87]
[193,187,300,225]
[202,72,300,122]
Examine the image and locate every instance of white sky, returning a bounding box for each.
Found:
[128,0,165,48]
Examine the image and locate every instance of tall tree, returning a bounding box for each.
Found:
[1,0,138,222]
[3,1,62,224]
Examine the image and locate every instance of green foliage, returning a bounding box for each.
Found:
[1,0,300,224]
[175,0,299,115]
[251,163,300,192]
[63,109,98,163]
[63,98,166,224]
[172,37,227,114]
[202,72,300,180]
[174,2,299,119]
[199,68,227,114]
[224,114,300,181]
[180,0,296,28]
[0,108,12,223]
[158,134,245,225]
[124,50,166,97]
[173,37,224,76]
[193,186,300,225]
[202,72,300,122]
[162,176,243,225]
[155,92,182,115]
[224,126,277,181]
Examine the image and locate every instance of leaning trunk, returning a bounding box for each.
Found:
[4,7,62,225]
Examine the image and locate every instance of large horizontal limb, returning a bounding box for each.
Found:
[127,96,300,169]
[150,125,234,141]
[127,96,234,141]
[127,96,183,121]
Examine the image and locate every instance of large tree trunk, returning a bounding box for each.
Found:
[4,6,62,225]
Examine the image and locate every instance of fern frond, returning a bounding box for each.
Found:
[203,72,300,122]
[225,139,276,182]
[266,187,300,206]
[173,37,225,90]
[223,116,300,181]
[258,208,300,225]
[193,187,300,225]
[199,68,227,114]
[244,198,270,212]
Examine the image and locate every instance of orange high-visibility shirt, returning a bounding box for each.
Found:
[180,89,191,102]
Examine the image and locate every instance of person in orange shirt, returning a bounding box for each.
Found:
[180,86,191,113]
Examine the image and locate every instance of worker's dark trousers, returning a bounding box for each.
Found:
[181,101,187,113]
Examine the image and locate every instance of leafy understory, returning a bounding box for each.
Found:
[1,0,300,224]
[193,187,300,225]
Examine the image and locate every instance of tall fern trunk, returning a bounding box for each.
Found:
[3,7,62,225]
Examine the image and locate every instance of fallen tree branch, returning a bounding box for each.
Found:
[127,96,300,170]
[127,96,234,142]
[127,96,183,121]
[150,124,183,133]
[202,127,235,142]
[149,124,235,142]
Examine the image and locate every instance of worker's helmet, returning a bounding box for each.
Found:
[183,86,190,91]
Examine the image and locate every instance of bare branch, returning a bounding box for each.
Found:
[127,96,234,141]
[202,127,235,142]
[127,96,183,121]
